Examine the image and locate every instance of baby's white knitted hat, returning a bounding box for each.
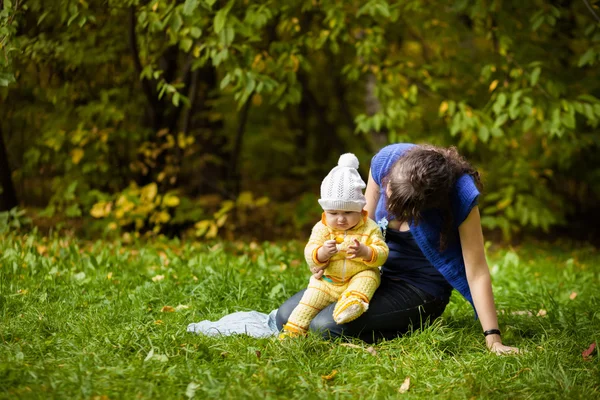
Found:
[318,153,367,212]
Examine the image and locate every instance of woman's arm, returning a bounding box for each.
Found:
[364,168,380,220]
[459,206,520,354]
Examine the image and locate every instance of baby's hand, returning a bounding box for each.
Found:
[317,239,339,262]
[346,239,372,260]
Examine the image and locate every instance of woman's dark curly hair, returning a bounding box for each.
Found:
[384,145,482,250]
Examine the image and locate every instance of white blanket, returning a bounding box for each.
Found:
[187,309,279,338]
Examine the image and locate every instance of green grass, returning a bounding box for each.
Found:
[1,232,599,399]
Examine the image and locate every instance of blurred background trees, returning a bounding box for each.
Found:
[1,0,599,242]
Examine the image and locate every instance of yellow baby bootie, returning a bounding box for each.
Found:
[279,323,307,340]
[332,291,369,324]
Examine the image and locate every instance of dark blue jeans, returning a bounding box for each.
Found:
[276,278,449,343]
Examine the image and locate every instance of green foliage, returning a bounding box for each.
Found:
[0,0,21,87]
[1,233,600,398]
[0,207,31,234]
[2,0,600,240]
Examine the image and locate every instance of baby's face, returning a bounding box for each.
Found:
[324,210,362,231]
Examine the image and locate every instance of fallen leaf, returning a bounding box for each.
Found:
[152,275,165,282]
[536,309,547,317]
[255,350,261,359]
[154,320,163,325]
[511,310,533,316]
[175,304,190,311]
[321,370,338,380]
[582,342,596,360]
[155,354,168,362]
[144,348,155,362]
[161,306,175,313]
[509,367,531,380]
[340,343,377,356]
[398,376,411,393]
[340,343,361,349]
[185,382,199,399]
[569,292,577,300]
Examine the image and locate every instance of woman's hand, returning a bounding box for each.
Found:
[310,265,325,279]
[487,334,521,355]
[489,342,521,355]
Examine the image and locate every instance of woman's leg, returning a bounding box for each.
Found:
[311,279,449,343]
[276,289,305,331]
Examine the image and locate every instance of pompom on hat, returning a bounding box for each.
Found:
[318,153,367,212]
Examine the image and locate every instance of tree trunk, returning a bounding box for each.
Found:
[365,73,388,150]
[0,126,18,211]
[228,95,253,197]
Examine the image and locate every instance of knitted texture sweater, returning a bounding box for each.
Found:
[305,211,389,282]
[371,144,480,311]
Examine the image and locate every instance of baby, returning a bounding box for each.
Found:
[281,153,389,337]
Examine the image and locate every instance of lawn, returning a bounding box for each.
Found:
[1,232,599,399]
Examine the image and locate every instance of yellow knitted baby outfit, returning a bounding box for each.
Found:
[282,211,389,336]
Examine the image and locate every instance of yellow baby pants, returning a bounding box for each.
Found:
[283,268,381,334]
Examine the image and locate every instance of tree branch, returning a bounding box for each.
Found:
[582,0,600,23]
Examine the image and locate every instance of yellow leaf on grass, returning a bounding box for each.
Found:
[152,275,165,282]
[569,292,577,300]
[161,306,175,313]
[340,343,361,349]
[340,343,377,356]
[398,376,411,393]
[537,309,547,317]
[321,370,337,381]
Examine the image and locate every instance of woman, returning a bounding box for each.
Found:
[276,143,519,354]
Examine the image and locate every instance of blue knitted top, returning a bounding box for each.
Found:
[371,143,480,311]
